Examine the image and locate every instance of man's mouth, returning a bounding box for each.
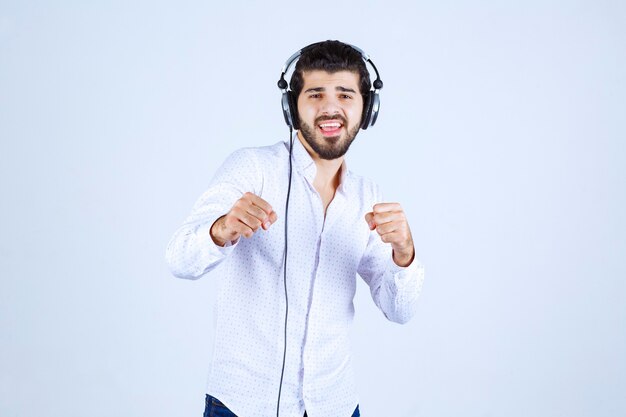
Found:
[317,120,344,137]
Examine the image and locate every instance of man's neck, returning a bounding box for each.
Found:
[297,132,344,191]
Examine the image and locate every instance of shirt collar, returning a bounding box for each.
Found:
[286,133,352,193]
[289,133,316,183]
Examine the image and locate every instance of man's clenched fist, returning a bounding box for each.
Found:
[210,192,278,247]
[365,202,415,267]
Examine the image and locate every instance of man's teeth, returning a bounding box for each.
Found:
[319,123,341,130]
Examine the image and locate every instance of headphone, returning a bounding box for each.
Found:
[277,42,384,131]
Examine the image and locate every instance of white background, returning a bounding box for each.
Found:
[1,1,625,416]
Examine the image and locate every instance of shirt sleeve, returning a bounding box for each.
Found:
[356,184,425,324]
[165,148,263,279]
[357,230,425,324]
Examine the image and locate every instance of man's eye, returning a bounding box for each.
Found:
[340,94,352,99]
[309,93,321,99]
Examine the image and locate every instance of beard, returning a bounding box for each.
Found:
[299,115,360,160]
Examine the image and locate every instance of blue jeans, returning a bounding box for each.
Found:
[203,394,360,417]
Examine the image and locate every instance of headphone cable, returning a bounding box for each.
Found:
[276,127,294,417]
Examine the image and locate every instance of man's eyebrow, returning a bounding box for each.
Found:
[303,86,357,93]
[336,86,357,93]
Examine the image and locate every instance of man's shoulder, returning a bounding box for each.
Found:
[219,141,287,171]
[227,141,287,164]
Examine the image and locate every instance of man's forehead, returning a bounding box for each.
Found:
[301,70,360,87]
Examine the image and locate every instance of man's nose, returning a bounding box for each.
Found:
[319,95,341,115]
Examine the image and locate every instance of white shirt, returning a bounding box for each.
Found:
[165,137,424,417]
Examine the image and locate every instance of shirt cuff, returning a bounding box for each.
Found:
[389,257,424,288]
[196,223,238,257]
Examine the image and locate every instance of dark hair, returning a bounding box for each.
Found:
[289,40,371,100]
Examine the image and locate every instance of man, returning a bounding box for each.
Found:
[166,40,424,417]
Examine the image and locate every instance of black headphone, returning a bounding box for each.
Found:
[277,42,384,131]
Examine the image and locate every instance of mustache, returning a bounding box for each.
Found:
[314,114,347,125]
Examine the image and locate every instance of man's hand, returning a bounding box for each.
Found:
[210,192,278,247]
[365,203,415,267]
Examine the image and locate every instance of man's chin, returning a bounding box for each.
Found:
[318,145,348,160]
[320,134,341,143]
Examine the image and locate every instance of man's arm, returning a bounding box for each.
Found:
[358,202,424,324]
[165,148,275,279]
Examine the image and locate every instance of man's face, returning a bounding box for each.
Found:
[296,70,364,160]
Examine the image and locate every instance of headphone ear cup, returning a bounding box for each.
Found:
[361,91,375,130]
[288,92,300,130]
[369,92,380,127]
[281,92,294,128]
